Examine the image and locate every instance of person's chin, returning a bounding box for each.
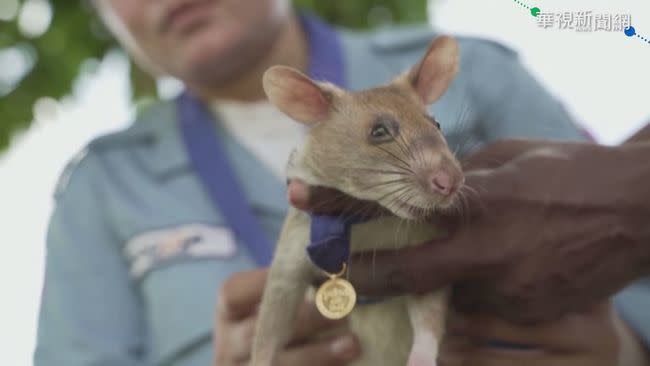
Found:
[176,29,248,82]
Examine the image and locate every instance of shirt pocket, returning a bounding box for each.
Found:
[124,223,257,365]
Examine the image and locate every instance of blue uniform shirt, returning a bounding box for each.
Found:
[35,20,650,366]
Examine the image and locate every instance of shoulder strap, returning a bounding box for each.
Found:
[177,93,275,266]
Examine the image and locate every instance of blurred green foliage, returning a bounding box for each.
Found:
[0,0,427,151]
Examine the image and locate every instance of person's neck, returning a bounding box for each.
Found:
[191,15,308,102]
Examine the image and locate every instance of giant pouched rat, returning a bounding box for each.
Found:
[252,36,464,366]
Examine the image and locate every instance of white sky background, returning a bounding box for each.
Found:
[1,0,649,365]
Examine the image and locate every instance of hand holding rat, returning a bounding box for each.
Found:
[290,135,650,323]
[213,270,361,366]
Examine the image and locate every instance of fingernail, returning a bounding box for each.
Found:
[330,335,358,359]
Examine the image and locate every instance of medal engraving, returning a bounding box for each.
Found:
[315,264,356,319]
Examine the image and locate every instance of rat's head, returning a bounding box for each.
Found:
[264,36,464,219]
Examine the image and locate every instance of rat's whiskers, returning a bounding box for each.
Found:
[373,145,415,175]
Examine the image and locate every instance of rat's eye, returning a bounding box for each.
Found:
[369,123,396,144]
[371,125,390,138]
[434,121,441,130]
[368,115,399,144]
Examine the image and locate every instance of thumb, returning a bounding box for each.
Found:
[462,139,553,171]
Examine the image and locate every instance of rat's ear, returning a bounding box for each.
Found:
[263,66,334,125]
[405,36,459,105]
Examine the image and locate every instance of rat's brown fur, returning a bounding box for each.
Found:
[252,36,463,366]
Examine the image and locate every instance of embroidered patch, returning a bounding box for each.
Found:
[124,224,237,279]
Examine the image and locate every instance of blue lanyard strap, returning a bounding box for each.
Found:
[177,93,275,266]
[307,214,368,273]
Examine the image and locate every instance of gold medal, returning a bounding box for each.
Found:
[315,263,357,320]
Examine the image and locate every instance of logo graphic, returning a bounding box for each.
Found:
[510,1,649,46]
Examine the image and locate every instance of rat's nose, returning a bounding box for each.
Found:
[430,171,456,196]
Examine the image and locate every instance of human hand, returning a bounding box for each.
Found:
[438,301,649,366]
[289,139,650,323]
[213,269,361,366]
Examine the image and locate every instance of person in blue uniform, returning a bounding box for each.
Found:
[34,0,649,365]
